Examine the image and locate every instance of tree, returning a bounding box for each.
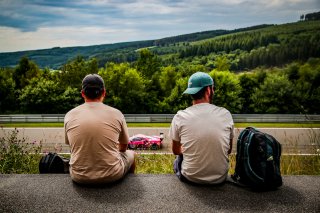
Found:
[99,63,148,113]
[13,57,40,89]
[19,77,81,113]
[252,73,295,113]
[305,11,320,21]
[209,70,242,113]
[159,65,178,97]
[178,63,207,77]
[59,56,98,89]
[136,49,161,78]
[0,68,18,113]
[294,58,320,113]
[238,72,259,113]
[214,55,231,71]
[159,77,190,113]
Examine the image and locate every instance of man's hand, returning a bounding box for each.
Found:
[119,143,128,152]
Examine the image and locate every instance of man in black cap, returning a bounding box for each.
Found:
[64,74,135,185]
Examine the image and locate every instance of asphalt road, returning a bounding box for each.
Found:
[1,127,319,154]
[0,174,319,212]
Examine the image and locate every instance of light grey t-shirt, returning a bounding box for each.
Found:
[169,103,234,184]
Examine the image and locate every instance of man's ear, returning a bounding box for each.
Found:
[206,86,211,94]
[101,89,106,101]
[81,90,86,99]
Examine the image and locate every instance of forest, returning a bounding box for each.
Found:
[0,19,319,115]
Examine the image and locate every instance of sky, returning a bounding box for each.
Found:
[0,0,319,53]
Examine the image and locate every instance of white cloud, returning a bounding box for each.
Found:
[0,26,141,52]
[0,0,319,52]
[116,1,183,15]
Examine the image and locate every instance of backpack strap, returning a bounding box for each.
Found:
[39,153,54,173]
[244,131,264,184]
[48,153,59,172]
[236,128,250,163]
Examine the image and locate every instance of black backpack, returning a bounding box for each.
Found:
[231,127,282,189]
[39,152,69,174]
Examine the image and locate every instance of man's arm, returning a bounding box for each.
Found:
[64,123,69,145]
[65,132,69,145]
[172,140,182,155]
[228,139,233,155]
[118,115,130,153]
[119,143,128,152]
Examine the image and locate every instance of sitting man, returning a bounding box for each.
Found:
[64,74,135,184]
[169,72,234,184]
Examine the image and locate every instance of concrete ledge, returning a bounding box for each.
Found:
[1,174,319,212]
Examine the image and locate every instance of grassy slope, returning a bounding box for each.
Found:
[191,20,320,45]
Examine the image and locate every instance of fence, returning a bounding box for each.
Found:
[0,114,320,123]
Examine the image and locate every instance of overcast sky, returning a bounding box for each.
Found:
[0,0,319,53]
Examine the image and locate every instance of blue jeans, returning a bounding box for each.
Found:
[173,155,190,183]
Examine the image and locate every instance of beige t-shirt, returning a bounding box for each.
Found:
[169,103,234,184]
[64,102,129,184]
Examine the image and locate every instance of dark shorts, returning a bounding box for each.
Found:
[174,154,227,186]
[173,155,191,183]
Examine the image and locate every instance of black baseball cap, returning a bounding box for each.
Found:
[82,74,105,90]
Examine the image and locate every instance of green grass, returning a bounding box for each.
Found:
[136,154,175,174]
[136,153,320,175]
[1,122,320,128]
[127,123,170,127]
[281,154,320,175]
[54,153,320,175]
[235,123,320,128]
[0,123,65,127]
[1,153,319,175]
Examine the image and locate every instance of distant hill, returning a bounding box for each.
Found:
[0,25,272,69]
[1,18,319,70]
[0,40,154,69]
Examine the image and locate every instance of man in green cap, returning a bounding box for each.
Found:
[169,72,234,184]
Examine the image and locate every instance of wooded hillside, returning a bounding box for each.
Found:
[0,19,319,115]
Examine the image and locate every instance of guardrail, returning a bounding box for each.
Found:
[0,114,320,123]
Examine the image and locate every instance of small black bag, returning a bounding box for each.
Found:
[231,127,282,190]
[39,152,69,174]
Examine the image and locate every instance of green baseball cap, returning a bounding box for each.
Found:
[183,72,214,95]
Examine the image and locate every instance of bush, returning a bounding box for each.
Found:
[0,128,42,174]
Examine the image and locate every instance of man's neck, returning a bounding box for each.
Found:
[192,99,209,105]
[84,97,103,103]
[85,100,102,103]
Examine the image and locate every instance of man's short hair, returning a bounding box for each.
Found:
[82,74,105,99]
[191,85,210,100]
